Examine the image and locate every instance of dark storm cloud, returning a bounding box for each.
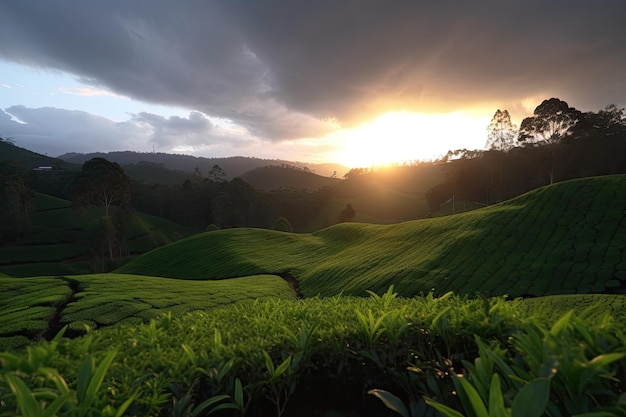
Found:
[1,1,625,139]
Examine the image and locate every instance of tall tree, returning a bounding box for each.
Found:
[73,158,131,261]
[0,160,33,242]
[518,98,583,145]
[73,158,131,218]
[485,109,518,151]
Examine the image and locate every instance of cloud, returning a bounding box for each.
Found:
[58,87,121,97]
[0,0,625,143]
[0,105,263,157]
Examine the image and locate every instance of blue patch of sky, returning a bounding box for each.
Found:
[0,61,190,122]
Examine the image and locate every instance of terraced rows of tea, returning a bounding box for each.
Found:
[0,274,295,349]
[117,175,626,298]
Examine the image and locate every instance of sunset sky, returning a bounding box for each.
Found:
[1,1,625,167]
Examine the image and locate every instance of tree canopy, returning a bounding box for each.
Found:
[485,109,518,151]
[518,98,583,145]
[73,157,131,217]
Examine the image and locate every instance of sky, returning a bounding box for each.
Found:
[1,1,625,168]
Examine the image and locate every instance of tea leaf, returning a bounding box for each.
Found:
[454,375,489,417]
[368,389,409,417]
[4,374,41,417]
[425,397,465,417]
[511,378,550,417]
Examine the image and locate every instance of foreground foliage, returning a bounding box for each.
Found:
[1,290,624,416]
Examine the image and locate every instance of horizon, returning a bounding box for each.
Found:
[1,2,625,167]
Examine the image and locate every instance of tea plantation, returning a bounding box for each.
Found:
[117,174,626,298]
[1,175,625,416]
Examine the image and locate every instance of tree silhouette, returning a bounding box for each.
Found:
[587,104,626,137]
[73,158,131,261]
[518,98,582,145]
[208,164,227,182]
[485,109,518,151]
[338,203,356,222]
[73,158,131,218]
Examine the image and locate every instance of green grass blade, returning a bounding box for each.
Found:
[4,374,41,417]
[368,389,409,417]
[110,393,137,417]
[191,394,231,416]
[41,393,72,417]
[511,378,550,417]
[78,350,117,410]
[76,355,93,403]
[488,374,507,416]
[424,397,465,417]
[550,310,573,336]
[454,376,489,417]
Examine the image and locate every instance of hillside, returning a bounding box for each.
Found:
[240,165,341,191]
[59,151,348,179]
[0,193,198,277]
[0,140,71,169]
[117,174,626,298]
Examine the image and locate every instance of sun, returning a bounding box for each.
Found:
[330,110,491,168]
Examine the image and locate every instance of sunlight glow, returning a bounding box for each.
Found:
[329,110,491,168]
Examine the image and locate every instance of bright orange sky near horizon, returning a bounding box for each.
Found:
[326,110,492,168]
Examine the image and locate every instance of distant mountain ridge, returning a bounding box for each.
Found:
[58,151,348,179]
[0,140,70,169]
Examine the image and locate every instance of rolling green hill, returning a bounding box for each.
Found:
[0,193,198,277]
[2,175,625,416]
[117,174,626,298]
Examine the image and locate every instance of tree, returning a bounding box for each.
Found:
[338,203,356,222]
[73,158,131,262]
[518,98,583,145]
[485,109,518,151]
[0,160,33,242]
[587,104,626,136]
[73,158,131,218]
[208,164,227,182]
[343,168,368,180]
[272,216,293,232]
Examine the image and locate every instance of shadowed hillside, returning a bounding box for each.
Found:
[240,165,341,191]
[59,151,347,179]
[117,174,626,298]
[0,140,74,169]
[0,193,198,277]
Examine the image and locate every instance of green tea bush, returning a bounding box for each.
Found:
[2,291,623,416]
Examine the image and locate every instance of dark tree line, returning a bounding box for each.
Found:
[427,99,626,211]
[131,171,334,231]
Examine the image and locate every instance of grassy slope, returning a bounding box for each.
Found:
[117,175,626,298]
[0,193,198,277]
[0,274,295,349]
